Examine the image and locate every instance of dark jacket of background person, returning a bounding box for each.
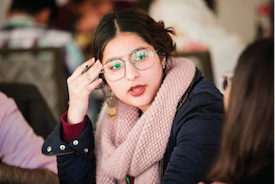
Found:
[43,69,224,184]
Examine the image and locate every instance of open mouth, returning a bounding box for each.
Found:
[128,85,146,96]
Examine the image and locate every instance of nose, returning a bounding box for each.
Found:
[125,61,139,81]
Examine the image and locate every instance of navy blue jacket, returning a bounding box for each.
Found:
[42,69,224,184]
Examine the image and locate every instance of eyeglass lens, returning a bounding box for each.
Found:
[103,48,156,81]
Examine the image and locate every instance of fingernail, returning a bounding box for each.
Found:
[88,57,95,62]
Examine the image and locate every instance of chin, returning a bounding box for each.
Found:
[132,98,152,112]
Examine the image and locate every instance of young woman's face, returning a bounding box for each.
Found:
[102,32,165,112]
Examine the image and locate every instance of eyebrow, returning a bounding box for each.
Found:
[104,46,147,64]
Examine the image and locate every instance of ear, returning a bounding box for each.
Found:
[35,8,51,24]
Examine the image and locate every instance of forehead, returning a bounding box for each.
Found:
[102,32,152,64]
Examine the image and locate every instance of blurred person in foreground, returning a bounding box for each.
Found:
[0,0,84,75]
[0,91,58,183]
[199,38,274,184]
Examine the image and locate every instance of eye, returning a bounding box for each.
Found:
[132,50,147,61]
[106,60,123,70]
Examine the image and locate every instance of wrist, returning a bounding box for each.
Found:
[67,108,85,124]
[62,113,87,143]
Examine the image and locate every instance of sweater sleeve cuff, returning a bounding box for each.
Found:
[61,111,86,144]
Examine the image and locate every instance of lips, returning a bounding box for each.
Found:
[128,85,146,96]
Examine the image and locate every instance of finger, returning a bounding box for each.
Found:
[68,60,102,96]
[69,57,96,81]
[75,60,103,92]
[67,58,98,90]
[85,59,102,76]
[82,78,103,96]
[70,59,102,87]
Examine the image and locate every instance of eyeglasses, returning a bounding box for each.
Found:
[102,47,157,81]
[222,71,234,90]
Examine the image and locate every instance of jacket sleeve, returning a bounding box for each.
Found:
[42,117,96,184]
[161,91,224,184]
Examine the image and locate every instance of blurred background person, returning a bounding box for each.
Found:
[51,0,114,59]
[199,37,274,184]
[0,91,58,184]
[51,0,142,60]
[0,0,84,76]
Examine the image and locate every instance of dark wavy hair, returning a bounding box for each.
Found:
[91,8,176,63]
[208,38,274,183]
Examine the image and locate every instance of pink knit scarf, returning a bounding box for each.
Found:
[95,57,196,184]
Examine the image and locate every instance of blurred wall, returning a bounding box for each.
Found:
[216,0,270,44]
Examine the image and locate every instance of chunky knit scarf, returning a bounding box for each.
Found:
[95,57,196,184]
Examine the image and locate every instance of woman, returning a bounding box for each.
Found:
[43,8,224,184]
[199,38,274,184]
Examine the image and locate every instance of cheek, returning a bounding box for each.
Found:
[147,57,165,78]
[106,80,125,99]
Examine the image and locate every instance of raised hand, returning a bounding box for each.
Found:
[67,58,103,124]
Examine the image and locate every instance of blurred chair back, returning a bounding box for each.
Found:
[0,47,68,120]
[176,51,214,81]
[0,82,57,139]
